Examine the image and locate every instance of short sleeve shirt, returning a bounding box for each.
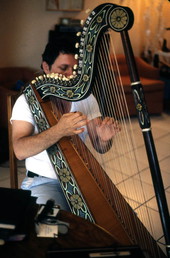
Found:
[11,93,101,179]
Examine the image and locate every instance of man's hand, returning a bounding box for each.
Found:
[96,117,120,142]
[87,116,121,154]
[56,112,87,137]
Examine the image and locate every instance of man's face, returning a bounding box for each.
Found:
[50,53,77,77]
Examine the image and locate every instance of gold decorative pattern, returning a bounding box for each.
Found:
[86,44,93,52]
[50,86,56,93]
[70,194,84,209]
[59,168,71,183]
[110,8,128,30]
[97,16,102,23]
[136,103,142,111]
[67,90,74,98]
[38,118,46,130]
[83,74,89,82]
[28,95,35,105]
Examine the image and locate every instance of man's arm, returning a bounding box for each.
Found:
[12,112,87,160]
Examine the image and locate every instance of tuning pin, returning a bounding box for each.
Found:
[69,75,75,80]
[54,74,59,79]
[80,20,84,25]
[75,42,79,48]
[76,31,81,37]
[36,75,42,80]
[50,73,55,78]
[31,80,36,84]
[58,73,63,78]
[63,76,69,81]
[73,64,78,70]
[75,54,79,60]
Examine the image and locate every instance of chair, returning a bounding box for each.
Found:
[115,54,165,116]
[0,67,38,165]
[7,93,19,189]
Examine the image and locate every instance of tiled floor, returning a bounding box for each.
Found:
[0,160,25,189]
[0,112,170,255]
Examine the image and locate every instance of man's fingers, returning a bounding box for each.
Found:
[73,128,85,134]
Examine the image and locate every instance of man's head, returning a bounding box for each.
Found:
[41,35,78,76]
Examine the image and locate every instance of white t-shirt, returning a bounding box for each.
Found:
[11,94,101,179]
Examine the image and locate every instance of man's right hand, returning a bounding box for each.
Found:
[56,111,87,137]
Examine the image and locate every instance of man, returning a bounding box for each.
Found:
[11,36,120,210]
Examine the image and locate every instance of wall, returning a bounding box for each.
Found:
[0,0,63,70]
[0,0,169,70]
[82,0,170,59]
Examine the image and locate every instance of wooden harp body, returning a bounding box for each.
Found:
[24,3,168,257]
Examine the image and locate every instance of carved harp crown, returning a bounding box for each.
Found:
[29,3,134,101]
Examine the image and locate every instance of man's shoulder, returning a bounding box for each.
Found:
[13,93,29,113]
[15,93,26,104]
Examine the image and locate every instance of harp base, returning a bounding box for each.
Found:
[47,246,145,258]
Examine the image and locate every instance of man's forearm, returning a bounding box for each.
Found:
[13,125,64,160]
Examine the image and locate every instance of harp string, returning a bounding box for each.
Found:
[84,30,158,252]
[116,44,160,254]
[74,32,131,235]
[115,33,157,246]
[91,31,139,236]
[90,33,126,202]
[103,31,141,231]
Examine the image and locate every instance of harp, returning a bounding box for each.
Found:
[24,3,170,258]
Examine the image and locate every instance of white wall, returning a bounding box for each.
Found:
[0,0,169,70]
[0,0,81,70]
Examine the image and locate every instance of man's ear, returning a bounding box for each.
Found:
[42,61,50,74]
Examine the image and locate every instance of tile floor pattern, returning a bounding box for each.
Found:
[0,112,170,255]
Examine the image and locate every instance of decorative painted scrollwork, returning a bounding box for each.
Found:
[109,7,129,31]
[24,84,94,222]
[25,3,134,102]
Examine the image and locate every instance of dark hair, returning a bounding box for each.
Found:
[41,35,78,69]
